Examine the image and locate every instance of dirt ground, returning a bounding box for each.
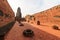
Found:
[3,21,60,40]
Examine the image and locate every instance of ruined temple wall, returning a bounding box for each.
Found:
[25,5,60,25]
[3,0,15,17]
[34,5,60,23]
[0,0,15,27]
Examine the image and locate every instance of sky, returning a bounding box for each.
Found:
[7,0,60,17]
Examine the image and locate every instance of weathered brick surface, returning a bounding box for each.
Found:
[25,5,60,25]
[0,0,15,27]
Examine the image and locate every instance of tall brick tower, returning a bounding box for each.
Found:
[0,0,15,27]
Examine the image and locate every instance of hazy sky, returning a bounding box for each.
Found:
[7,0,60,17]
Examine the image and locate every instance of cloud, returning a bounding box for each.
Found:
[8,0,60,17]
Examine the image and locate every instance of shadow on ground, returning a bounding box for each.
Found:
[0,21,15,40]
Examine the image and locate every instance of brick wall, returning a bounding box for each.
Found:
[0,0,15,27]
[25,5,60,25]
